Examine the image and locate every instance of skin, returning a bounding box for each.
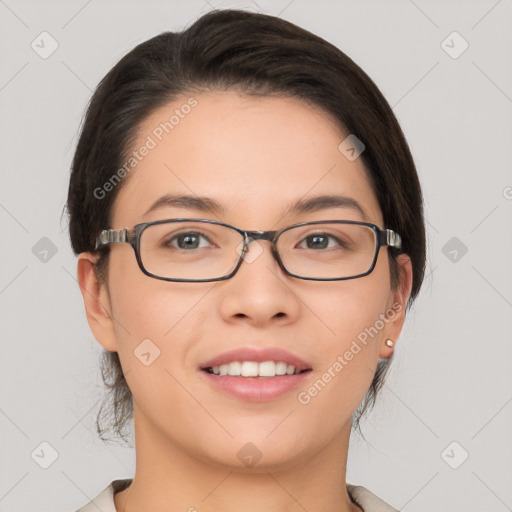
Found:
[78,90,412,512]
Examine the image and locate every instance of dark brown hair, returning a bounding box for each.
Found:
[66,8,426,445]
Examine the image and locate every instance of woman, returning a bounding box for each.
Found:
[68,9,425,512]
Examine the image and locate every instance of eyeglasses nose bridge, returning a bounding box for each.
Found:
[242,229,278,248]
[239,229,280,260]
[233,230,284,277]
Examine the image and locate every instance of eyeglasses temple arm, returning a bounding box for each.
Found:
[384,229,402,250]
[95,229,128,249]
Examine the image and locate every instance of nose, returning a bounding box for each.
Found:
[217,237,301,327]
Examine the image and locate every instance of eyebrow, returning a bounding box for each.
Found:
[143,193,368,221]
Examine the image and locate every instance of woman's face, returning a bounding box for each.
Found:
[80,90,411,471]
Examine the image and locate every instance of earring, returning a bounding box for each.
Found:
[385,339,394,348]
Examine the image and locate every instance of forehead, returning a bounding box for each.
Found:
[111,90,383,228]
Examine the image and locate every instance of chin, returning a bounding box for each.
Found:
[194,430,316,473]
[206,447,311,474]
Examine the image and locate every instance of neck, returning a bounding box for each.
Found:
[115,405,362,512]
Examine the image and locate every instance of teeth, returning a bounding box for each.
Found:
[258,361,275,377]
[208,361,302,377]
[227,361,242,376]
[275,362,288,375]
[241,361,259,377]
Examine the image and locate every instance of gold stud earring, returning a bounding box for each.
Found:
[385,339,394,348]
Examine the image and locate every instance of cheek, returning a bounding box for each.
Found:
[297,268,393,410]
[105,264,214,436]
[105,251,216,382]
[310,265,392,349]
[107,248,202,338]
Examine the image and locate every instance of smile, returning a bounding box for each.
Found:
[203,360,310,378]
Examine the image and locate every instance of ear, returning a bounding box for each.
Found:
[379,253,414,359]
[77,252,118,352]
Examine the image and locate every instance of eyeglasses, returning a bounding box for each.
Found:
[95,219,402,282]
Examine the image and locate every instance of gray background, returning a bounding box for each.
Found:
[1,0,511,510]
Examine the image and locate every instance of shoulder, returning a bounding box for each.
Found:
[347,484,399,512]
[74,479,132,512]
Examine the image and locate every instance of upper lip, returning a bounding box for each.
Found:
[200,347,312,371]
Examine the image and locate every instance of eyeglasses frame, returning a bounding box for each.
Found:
[94,218,402,282]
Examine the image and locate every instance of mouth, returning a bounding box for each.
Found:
[200,362,312,402]
[201,361,312,378]
[198,347,313,401]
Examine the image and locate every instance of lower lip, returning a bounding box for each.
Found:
[200,370,311,402]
